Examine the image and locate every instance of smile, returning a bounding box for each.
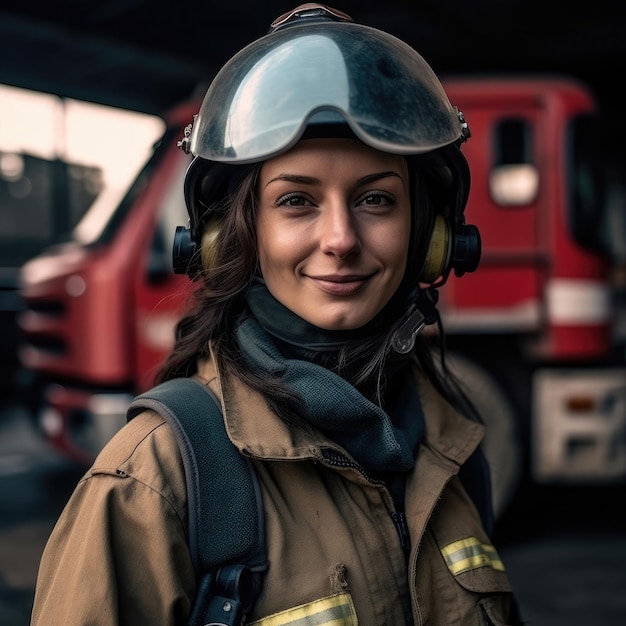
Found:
[308,274,372,296]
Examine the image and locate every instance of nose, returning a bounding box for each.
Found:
[319,202,361,259]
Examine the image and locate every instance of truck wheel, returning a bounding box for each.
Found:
[445,352,523,520]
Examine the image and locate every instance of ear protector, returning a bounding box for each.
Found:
[419,214,451,283]
[418,214,481,283]
[173,159,257,276]
[411,143,481,285]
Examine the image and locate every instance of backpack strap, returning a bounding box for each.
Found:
[128,377,267,626]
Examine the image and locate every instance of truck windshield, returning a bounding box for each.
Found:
[73,126,178,247]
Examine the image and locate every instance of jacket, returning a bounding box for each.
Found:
[31,356,522,625]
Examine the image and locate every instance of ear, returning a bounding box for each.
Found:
[417,214,451,283]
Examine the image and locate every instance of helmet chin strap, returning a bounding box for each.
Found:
[391,288,440,354]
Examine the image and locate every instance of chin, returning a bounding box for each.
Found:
[309,313,375,332]
[295,299,385,331]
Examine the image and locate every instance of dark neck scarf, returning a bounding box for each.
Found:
[236,282,425,473]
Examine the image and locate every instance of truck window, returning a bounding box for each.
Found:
[73,127,177,248]
[496,118,532,165]
[488,117,539,206]
[566,113,606,254]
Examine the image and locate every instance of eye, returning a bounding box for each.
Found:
[356,190,396,207]
[275,192,312,207]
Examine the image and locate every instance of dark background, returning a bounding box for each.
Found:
[1,0,625,170]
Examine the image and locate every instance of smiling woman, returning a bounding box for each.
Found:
[30,5,524,626]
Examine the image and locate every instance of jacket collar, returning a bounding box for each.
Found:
[416,372,485,466]
[197,355,484,470]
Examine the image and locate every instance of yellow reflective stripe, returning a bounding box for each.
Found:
[441,537,506,575]
[248,592,358,626]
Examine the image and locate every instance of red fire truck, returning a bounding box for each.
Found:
[17,77,626,517]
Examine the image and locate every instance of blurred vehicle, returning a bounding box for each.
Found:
[17,78,626,518]
[0,152,102,406]
[439,77,626,516]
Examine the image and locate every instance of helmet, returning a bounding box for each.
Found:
[174,3,480,283]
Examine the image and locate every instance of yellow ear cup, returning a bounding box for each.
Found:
[418,214,451,283]
[200,218,222,271]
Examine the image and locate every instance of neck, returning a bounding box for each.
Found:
[245,279,413,401]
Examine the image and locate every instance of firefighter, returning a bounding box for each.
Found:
[31,4,523,624]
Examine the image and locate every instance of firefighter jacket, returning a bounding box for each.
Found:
[31,350,522,626]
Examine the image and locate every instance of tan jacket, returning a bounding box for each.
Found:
[31,358,521,625]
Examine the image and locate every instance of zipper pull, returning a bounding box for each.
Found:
[392,511,411,553]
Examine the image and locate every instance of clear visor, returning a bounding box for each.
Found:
[190,22,463,164]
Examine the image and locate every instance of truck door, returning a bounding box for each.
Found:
[440,90,544,334]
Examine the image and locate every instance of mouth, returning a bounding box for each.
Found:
[307,273,373,296]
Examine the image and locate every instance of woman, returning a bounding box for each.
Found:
[31,4,523,625]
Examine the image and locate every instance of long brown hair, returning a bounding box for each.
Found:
[156,164,307,418]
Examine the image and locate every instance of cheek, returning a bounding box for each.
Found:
[256,214,300,276]
[256,220,274,275]
[256,214,271,271]
[383,215,412,271]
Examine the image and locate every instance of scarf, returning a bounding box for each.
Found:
[235,282,425,473]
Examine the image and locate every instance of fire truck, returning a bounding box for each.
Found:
[17,76,626,518]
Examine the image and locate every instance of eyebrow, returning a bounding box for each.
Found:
[263,174,319,189]
[263,170,404,189]
[357,171,404,186]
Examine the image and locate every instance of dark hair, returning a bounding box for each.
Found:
[157,155,481,424]
[157,164,306,418]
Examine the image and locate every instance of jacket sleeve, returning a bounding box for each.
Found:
[30,414,195,626]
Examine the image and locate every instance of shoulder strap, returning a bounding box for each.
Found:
[128,377,267,626]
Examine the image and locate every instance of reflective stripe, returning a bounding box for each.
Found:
[249,592,358,626]
[441,537,505,575]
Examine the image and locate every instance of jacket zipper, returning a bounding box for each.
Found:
[392,511,411,553]
[320,447,383,483]
[321,447,411,553]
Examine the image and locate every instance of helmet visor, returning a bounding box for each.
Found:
[190,22,463,163]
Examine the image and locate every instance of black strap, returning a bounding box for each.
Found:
[128,377,267,626]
